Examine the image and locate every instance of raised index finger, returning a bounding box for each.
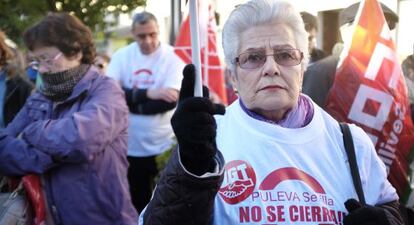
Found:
[179,64,196,102]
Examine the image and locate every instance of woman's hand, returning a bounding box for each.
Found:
[343,199,391,225]
[171,64,225,175]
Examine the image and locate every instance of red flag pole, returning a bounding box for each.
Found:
[189,0,203,97]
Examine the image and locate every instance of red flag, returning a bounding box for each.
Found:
[175,1,228,104]
[326,0,414,204]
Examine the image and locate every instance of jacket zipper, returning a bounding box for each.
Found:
[46,102,61,225]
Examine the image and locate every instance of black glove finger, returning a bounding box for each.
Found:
[172,112,216,131]
[175,97,216,115]
[345,198,363,213]
[183,142,217,159]
[172,113,216,140]
[202,85,226,115]
[187,112,216,125]
[213,103,226,115]
[179,64,196,102]
[189,124,216,141]
[173,127,216,143]
[202,85,209,98]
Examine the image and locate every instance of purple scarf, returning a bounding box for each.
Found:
[239,94,314,128]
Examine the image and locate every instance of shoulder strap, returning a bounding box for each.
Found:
[339,122,366,205]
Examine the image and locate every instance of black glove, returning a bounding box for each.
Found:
[343,199,390,225]
[171,64,225,176]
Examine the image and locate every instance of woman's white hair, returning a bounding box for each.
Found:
[222,0,309,73]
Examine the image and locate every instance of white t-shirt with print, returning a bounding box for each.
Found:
[212,99,398,225]
[107,42,185,157]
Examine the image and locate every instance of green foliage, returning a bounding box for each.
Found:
[0,0,46,46]
[155,146,173,172]
[154,141,177,183]
[0,0,146,46]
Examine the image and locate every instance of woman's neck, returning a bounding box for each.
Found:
[239,95,314,128]
[253,106,291,122]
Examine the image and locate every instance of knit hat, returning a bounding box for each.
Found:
[339,2,398,30]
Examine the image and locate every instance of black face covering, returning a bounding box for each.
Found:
[40,64,90,102]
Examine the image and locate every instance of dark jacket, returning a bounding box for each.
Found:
[302,55,339,109]
[3,75,34,125]
[142,148,224,225]
[0,67,138,225]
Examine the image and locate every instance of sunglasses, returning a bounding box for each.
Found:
[235,49,303,70]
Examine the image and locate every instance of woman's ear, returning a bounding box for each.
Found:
[73,51,83,62]
[69,42,83,62]
[230,70,239,94]
[299,71,304,92]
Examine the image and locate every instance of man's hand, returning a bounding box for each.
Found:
[171,64,225,175]
[343,199,390,225]
[147,87,179,103]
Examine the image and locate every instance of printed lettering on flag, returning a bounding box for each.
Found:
[175,1,228,104]
[325,0,414,205]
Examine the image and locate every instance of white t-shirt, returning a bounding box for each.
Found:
[107,42,185,157]
[212,99,398,225]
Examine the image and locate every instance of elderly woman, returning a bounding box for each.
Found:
[139,0,403,225]
[0,13,138,224]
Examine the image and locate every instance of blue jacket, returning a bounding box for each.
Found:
[0,67,138,225]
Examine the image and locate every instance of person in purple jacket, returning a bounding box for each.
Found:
[0,12,138,224]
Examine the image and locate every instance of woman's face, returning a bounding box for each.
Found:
[31,46,82,74]
[232,23,305,121]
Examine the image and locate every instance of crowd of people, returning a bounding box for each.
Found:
[0,0,413,224]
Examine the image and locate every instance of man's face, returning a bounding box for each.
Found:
[132,20,160,55]
[307,27,317,52]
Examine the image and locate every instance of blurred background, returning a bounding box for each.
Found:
[0,0,412,61]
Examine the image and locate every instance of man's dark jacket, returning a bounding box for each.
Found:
[302,55,339,109]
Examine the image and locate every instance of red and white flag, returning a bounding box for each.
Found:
[175,0,228,104]
[326,0,414,205]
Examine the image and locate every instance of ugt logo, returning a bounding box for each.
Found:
[219,160,256,204]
